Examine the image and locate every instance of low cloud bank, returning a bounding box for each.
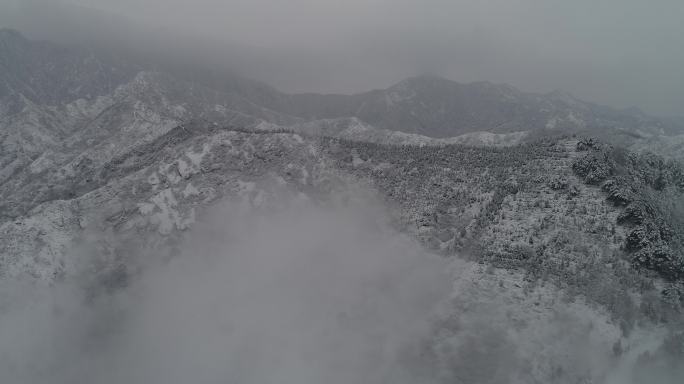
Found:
[0,202,450,384]
[0,199,681,383]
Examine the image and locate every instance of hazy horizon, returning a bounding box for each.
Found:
[1,0,683,116]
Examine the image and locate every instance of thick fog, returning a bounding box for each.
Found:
[0,202,450,383]
[1,0,683,116]
[0,198,681,384]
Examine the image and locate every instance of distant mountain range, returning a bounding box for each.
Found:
[3,27,682,139]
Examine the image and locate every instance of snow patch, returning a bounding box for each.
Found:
[186,144,210,169]
[182,183,200,198]
[143,188,194,234]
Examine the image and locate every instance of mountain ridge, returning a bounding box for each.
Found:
[2,28,682,142]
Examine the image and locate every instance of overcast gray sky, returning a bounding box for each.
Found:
[3,0,684,115]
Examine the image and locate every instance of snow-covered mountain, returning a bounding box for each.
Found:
[2,28,680,153]
[0,29,683,383]
[253,74,675,139]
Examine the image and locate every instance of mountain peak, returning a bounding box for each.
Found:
[545,89,579,103]
[389,74,455,90]
[393,75,522,95]
[0,28,30,60]
[0,28,26,43]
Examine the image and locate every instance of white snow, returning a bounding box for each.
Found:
[186,144,210,168]
[181,183,200,198]
[145,188,196,235]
